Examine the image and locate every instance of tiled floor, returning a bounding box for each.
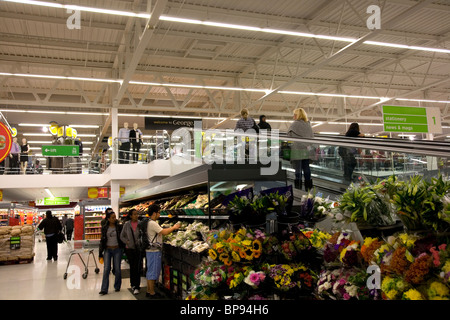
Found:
[0,239,145,300]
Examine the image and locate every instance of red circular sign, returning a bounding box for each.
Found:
[0,122,12,163]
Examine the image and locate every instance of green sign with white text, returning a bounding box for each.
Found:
[36,197,70,206]
[41,145,79,156]
[382,105,442,134]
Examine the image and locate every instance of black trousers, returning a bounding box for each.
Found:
[119,142,130,164]
[9,154,19,174]
[46,234,58,260]
[343,155,357,182]
[66,229,73,241]
[131,142,141,163]
[125,248,142,289]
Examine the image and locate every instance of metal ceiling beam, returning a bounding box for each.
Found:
[113,0,168,106]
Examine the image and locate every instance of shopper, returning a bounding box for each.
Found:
[65,214,74,241]
[129,123,143,163]
[9,137,20,174]
[234,108,258,133]
[145,204,180,298]
[38,210,62,261]
[340,123,364,183]
[20,138,30,174]
[118,122,130,164]
[99,211,124,295]
[258,115,271,131]
[120,209,142,295]
[287,108,314,191]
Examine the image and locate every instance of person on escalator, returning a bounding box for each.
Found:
[287,108,314,192]
[339,123,364,183]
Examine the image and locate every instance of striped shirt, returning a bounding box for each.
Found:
[10,142,20,154]
[234,117,256,132]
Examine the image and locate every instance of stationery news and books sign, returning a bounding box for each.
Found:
[36,197,70,206]
[382,105,442,134]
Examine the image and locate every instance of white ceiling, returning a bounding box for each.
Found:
[0,0,449,156]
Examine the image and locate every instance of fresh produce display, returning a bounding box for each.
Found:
[185,194,209,209]
[162,220,209,253]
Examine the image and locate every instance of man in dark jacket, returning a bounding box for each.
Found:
[38,210,62,261]
[64,214,74,241]
[258,115,271,131]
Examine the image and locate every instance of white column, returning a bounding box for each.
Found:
[110,180,120,218]
[111,107,119,163]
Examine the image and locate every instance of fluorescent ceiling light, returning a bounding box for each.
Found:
[364,41,450,54]
[27,141,53,144]
[1,72,449,103]
[396,98,450,104]
[0,72,122,84]
[69,125,99,128]
[18,123,99,129]
[318,132,340,135]
[77,134,96,137]
[23,133,52,136]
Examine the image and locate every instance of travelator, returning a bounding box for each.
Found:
[170,128,449,202]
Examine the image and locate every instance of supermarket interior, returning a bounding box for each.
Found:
[0,0,449,307]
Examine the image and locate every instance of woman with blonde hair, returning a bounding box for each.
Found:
[287,108,314,191]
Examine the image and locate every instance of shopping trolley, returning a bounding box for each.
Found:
[63,240,100,280]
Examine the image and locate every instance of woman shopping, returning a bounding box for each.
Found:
[287,108,314,191]
[120,209,142,295]
[340,123,364,183]
[99,211,125,295]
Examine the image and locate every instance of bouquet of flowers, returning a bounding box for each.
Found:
[426,280,450,300]
[318,268,379,300]
[264,263,314,293]
[208,228,263,265]
[381,275,410,300]
[193,261,227,288]
[302,228,332,250]
[243,270,266,288]
[323,232,362,267]
[299,193,332,222]
[336,184,396,227]
[391,174,450,232]
[280,231,312,261]
[361,237,385,265]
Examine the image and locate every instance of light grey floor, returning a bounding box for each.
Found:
[0,239,144,300]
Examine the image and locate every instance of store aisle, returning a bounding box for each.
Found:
[0,239,142,300]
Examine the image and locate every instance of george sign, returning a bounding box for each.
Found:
[382,105,442,134]
[145,117,202,130]
[36,197,70,206]
[0,190,2,202]
[0,122,12,163]
[10,236,20,250]
[42,145,79,156]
